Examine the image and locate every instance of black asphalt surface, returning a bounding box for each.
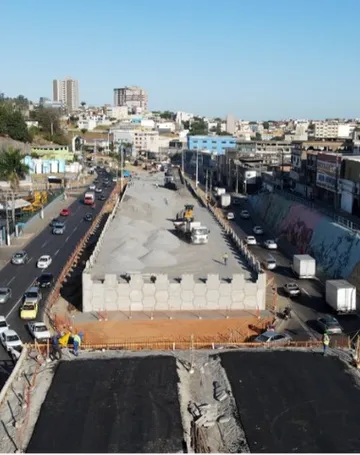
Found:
[0,169,115,360]
[221,351,360,453]
[26,357,184,453]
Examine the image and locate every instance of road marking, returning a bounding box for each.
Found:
[301,288,310,297]
[65,236,70,243]
[6,279,36,318]
[54,249,60,256]
[7,277,15,286]
[73,226,78,232]
[28,257,33,264]
[41,241,48,248]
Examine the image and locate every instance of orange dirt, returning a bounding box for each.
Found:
[71,315,272,345]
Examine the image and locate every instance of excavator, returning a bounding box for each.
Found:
[176,204,194,222]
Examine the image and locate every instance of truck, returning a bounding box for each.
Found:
[174,220,209,244]
[325,279,356,314]
[84,191,95,205]
[291,254,316,279]
[215,187,226,197]
[176,205,194,222]
[220,193,231,208]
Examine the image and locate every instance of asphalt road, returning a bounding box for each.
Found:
[227,194,360,340]
[0,169,115,360]
[27,357,184,453]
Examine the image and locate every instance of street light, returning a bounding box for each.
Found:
[195,149,199,188]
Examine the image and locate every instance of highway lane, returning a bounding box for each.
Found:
[0,171,115,358]
[227,196,360,339]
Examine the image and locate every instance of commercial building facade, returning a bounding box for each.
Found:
[187,135,236,155]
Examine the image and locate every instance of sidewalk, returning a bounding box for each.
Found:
[0,177,94,271]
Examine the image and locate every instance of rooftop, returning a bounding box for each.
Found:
[89,169,251,280]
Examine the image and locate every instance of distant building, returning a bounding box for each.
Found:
[106,106,128,120]
[113,86,148,113]
[187,135,237,155]
[53,77,79,112]
[226,114,236,135]
[313,121,354,139]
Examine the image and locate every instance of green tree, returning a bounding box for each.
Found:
[182,120,190,129]
[81,128,88,135]
[160,111,175,120]
[263,121,269,130]
[188,117,208,136]
[34,107,61,136]
[0,104,31,142]
[81,101,86,110]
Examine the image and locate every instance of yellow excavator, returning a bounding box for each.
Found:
[176,204,194,222]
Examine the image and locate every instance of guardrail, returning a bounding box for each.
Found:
[44,182,126,330]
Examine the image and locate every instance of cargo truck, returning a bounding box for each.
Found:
[173,220,209,244]
[325,279,356,314]
[84,191,95,205]
[220,193,231,208]
[291,254,316,279]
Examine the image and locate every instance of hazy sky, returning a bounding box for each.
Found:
[1,0,360,119]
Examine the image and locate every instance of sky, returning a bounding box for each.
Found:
[1,0,360,119]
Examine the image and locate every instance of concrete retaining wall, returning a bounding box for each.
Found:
[82,272,266,312]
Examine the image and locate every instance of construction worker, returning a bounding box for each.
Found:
[51,333,62,360]
[322,330,330,356]
[73,333,82,357]
[223,252,228,266]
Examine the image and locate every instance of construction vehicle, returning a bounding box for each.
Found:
[174,220,209,244]
[22,191,48,213]
[176,204,194,222]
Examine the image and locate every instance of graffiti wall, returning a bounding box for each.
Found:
[249,193,360,283]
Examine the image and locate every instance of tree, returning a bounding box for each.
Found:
[160,111,175,120]
[263,121,269,130]
[34,107,61,136]
[81,128,88,135]
[81,101,86,110]
[188,117,208,136]
[0,104,31,142]
[182,120,190,129]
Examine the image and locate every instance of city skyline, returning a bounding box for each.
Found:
[1,0,360,118]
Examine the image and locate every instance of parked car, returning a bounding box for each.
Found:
[246,236,257,245]
[37,255,52,269]
[227,212,235,220]
[35,273,54,288]
[317,315,343,335]
[0,329,23,352]
[255,331,292,344]
[0,288,12,304]
[0,316,9,334]
[284,282,301,297]
[253,226,264,235]
[240,210,250,219]
[11,251,29,265]
[60,208,70,217]
[27,322,51,341]
[264,239,278,250]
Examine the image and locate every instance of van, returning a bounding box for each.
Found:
[264,255,277,270]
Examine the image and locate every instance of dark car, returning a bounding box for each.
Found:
[84,213,93,222]
[36,273,54,288]
[50,218,60,227]
[98,194,106,201]
[317,315,343,335]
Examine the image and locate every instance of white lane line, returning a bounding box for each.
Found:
[54,249,60,256]
[28,257,33,264]
[7,277,15,286]
[301,288,310,297]
[73,226,78,233]
[41,241,48,248]
[65,236,70,243]
[6,279,36,318]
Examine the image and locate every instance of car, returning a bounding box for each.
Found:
[11,250,29,265]
[240,210,250,219]
[317,315,343,335]
[27,322,51,341]
[60,208,70,216]
[50,217,61,227]
[264,255,277,270]
[89,184,96,190]
[95,187,102,193]
[37,255,52,269]
[20,301,39,320]
[0,329,23,352]
[0,316,9,334]
[112,177,117,182]
[264,239,278,250]
[226,212,235,220]
[35,273,54,288]
[253,226,264,235]
[98,194,106,201]
[233,199,241,206]
[0,288,12,304]
[52,221,66,235]
[23,287,42,305]
[84,213,93,222]
[284,282,301,297]
[246,236,257,245]
[255,331,292,344]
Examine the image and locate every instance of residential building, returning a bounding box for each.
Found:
[313,121,355,139]
[78,118,97,131]
[236,140,292,159]
[175,111,194,125]
[112,129,161,153]
[113,86,148,113]
[226,114,236,135]
[157,121,175,133]
[30,145,73,160]
[53,77,79,112]
[106,106,128,120]
[187,135,237,155]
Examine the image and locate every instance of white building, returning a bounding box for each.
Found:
[175,111,194,125]
[314,121,354,139]
[113,129,162,153]
[157,121,175,132]
[106,106,128,120]
[113,86,148,113]
[78,118,97,131]
[226,114,236,134]
[53,77,79,112]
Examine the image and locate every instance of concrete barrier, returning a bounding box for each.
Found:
[0,346,28,407]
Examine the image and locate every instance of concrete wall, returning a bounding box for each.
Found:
[249,192,360,288]
[82,272,266,313]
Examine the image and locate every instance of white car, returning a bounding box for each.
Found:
[28,322,51,341]
[246,236,257,245]
[89,184,96,190]
[37,255,52,269]
[227,212,235,220]
[264,239,278,250]
[240,210,250,219]
[0,329,23,352]
[95,187,102,193]
[0,316,9,334]
[253,226,264,235]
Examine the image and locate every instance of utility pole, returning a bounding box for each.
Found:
[205,170,209,199]
[195,150,199,188]
[334,150,340,213]
[181,149,185,175]
[235,164,239,194]
[5,192,10,246]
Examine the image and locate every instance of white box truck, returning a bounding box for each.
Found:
[292,254,316,279]
[220,193,231,208]
[325,280,356,314]
[215,188,226,197]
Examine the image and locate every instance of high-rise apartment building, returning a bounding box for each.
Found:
[53,77,79,112]
[113,86,148,113]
